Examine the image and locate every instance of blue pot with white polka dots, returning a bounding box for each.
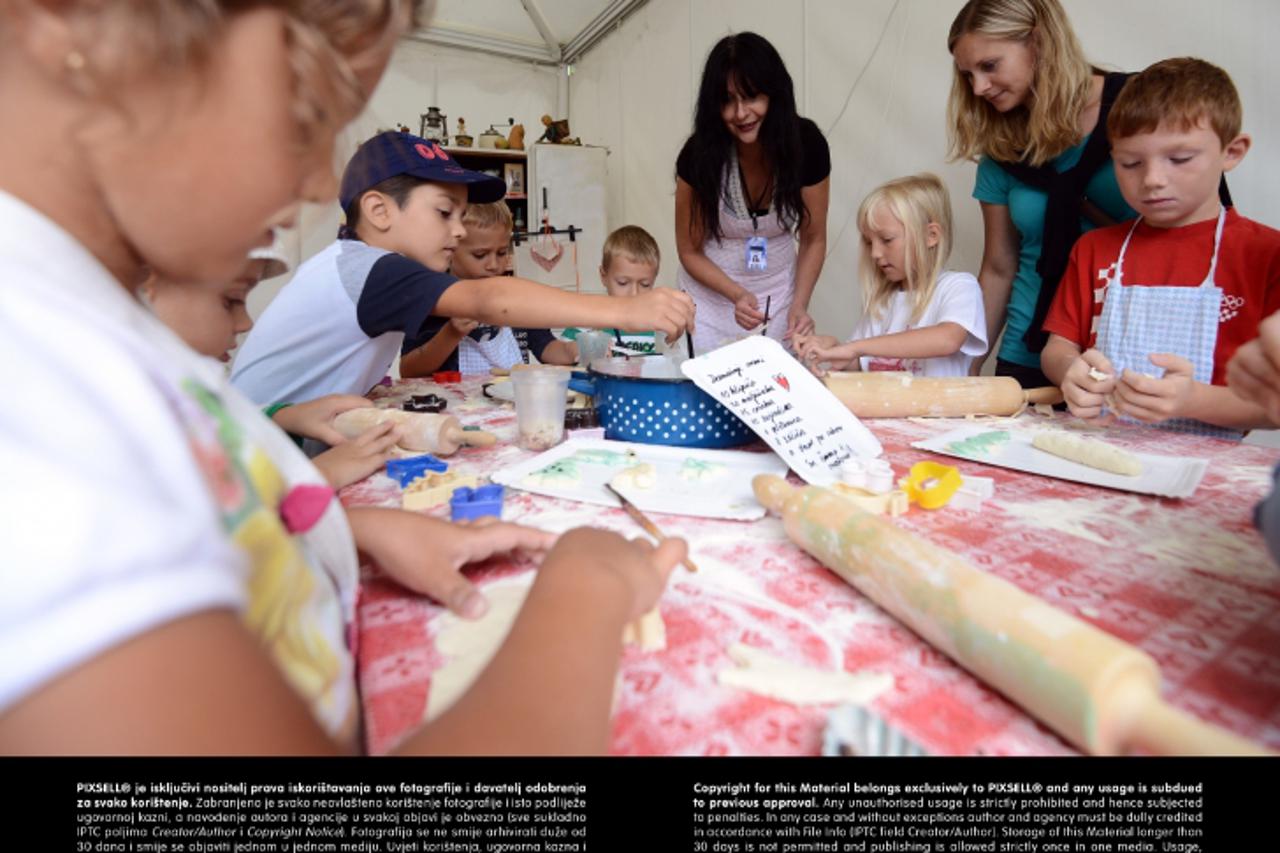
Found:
[569,357,756,448]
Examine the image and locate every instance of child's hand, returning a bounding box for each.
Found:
[1111,353,1196,424]
[792,334,838,361]
[272,395,374,445]
[450,317,480,336]
[312,422,400,489]
[1228,312,1280,423]
[786,304,815,338]
[732,291,765,330]
[1061,349,1116,420]
[542,528,685,621]
[801,340,858,377]
[351,509,558,619]
[625,288,696,344]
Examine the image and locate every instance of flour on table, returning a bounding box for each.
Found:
[995,495,1143,547]
[717,644,893,705]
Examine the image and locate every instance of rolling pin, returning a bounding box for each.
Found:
[823,372,1062,418]
[753,474,1269,756]
[333,409,496,456]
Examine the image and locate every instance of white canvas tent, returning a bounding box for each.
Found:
[254,0,1280,347]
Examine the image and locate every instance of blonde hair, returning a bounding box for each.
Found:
[46,1,419,144]
[1109,57,1242,147]
[602,225,660,270]
[462,201,514,233]
[857,174,953,326]
[946,0,1094,166]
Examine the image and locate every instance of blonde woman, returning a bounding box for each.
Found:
[948,0,1136,385]
[794,174,986,377]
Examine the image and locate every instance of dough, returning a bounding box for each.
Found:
[424,580,666,723]
[621,607,666,651]
[946,430,1011,457]
[717,644,893,705]
[425,581,532,722]
[572,449,633,466]
[1088,367,1112,382]
[611,463,656,490]
[1032,430,1143,476]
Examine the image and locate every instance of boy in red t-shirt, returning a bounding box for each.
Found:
[1041,58,1280,435]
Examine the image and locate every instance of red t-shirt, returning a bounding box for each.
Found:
[1043,208,1280,385]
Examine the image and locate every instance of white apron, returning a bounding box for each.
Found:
[1094,208,1240,440]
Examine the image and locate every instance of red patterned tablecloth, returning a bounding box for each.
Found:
[344,377,1280,756]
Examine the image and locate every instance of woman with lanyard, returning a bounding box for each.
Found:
[947,0,1139,387]
[675,32,831,354]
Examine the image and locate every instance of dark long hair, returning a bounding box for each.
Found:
[681,32,807,241]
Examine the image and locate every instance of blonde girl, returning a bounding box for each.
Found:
[0,0,683,756]
[794,174,986,378]
[948,0,1135,386]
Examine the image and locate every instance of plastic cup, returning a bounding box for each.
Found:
[511,367,570,451]
[576,329,612,367]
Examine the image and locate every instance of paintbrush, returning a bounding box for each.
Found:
[603,483,698,573]
[761,294,772,337]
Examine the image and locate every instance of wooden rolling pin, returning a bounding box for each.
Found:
[333,409,496,456]
[753,474,1269,756]
[824,372,1062,418]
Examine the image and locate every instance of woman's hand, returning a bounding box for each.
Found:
[271,395,374,445]
[733,291,765,330]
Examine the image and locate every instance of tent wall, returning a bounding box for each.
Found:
[569,0,1280,340]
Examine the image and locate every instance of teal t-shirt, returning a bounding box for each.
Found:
[973,138,1135,368]
[560,327,657,355]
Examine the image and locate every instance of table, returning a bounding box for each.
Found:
[344,377,1280,756]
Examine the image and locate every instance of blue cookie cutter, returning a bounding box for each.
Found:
[386,454,448,487]
[449,484,505,521]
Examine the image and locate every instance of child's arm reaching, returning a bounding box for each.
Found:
[311,422,400,489]
[437,277,695,344]
[1228,311,1280,424]
[401,317,476,379]
[798,324,970,375]
[270,394,376,445]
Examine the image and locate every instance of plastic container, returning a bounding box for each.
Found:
[511,367,571,450]
[576,329,613,368]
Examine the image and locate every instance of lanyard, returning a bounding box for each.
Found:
[738,162,773,231]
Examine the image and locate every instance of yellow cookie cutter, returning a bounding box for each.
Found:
[901,461,962,510]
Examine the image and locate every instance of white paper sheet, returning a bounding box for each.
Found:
[490,436,789,520]
[680,336,881,485]
[912,425,1208,498]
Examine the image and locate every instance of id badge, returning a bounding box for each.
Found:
[746,236,768,271]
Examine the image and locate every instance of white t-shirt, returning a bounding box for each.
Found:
[231,239,457,405]
[0,192,360,742]
[850,270,987,377]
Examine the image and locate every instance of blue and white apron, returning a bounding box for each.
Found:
[1094,208,1241,440]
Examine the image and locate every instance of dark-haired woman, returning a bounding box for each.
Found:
[675,32,830,353]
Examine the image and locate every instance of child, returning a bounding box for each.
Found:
[230,132,692,405]
[559,225,665,355]
[400,202,577,376]
[1041,58,1280,438]
[0,0,684,756]
[793,174,986,377]
[143,249,401,490]
[1227,312,1280,566]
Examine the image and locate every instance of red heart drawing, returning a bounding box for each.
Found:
[773,373,790,391]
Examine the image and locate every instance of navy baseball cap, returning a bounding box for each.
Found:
[339,131,507,211]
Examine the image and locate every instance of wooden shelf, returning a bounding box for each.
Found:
[443,146,526,160]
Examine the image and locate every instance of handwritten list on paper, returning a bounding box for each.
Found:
[681,336,881,485]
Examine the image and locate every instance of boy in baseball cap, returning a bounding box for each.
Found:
[232,131,694,408]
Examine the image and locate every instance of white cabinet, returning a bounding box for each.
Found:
[515,143,608,294]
